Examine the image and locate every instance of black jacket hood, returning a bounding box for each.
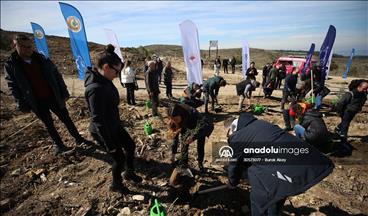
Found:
[236,112,257,131]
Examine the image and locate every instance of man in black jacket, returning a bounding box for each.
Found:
[230,56,236,74]
[245,61,258,81]
[292,107,330,151]
[281,67,298,131]
[145,61,160,116]
[4,34,86,154]
[223,58,229,74]
[225,113,334,216]
[334,79,368,143]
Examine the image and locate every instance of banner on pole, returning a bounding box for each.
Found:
[104,28,123,61]
[302,43,315,75]
[342,48,355,80]
[319,25,336,81]
[325,48,333,80]
[30,22,50,58]
[242,40,250,79]
[179,20,202,85]
[59,2,92,80]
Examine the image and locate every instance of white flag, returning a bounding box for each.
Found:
[104,28,123,62]
[179,20,202,85]
[242,40,250,79]
[325,48,333,80]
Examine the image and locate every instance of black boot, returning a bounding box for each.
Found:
[53,143,71,155]
[110,182,130,194]
[123,171,142,183]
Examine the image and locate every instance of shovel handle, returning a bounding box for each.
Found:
[197,185,228,195]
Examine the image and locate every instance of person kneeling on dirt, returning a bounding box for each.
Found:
[4,34,88,155]
[236,79,260,112]
[180,83,204,109]
[203,76,227,114]
[168,103,214,173]
[85,44,142,194]
[225,113,334,216]
[290,103,330,152]
[334,79,368,143]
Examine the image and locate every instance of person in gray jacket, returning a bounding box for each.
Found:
[4,34,87,154]
[145,61,160,116]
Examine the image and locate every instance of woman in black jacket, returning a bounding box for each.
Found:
[84,45,141,194]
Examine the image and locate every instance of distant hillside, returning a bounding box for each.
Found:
[1,29,367,78]
[144,45,368,78]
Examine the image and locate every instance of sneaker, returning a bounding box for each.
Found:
[109,183,130,194]
[123,171,143,183]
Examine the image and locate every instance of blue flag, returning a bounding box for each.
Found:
[30,22,50,58]
[59,2,91,80]
[342,48,355,80]
[319,25,336,79]
[302,43,315,75]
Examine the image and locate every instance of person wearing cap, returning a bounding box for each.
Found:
[167,103,214,173]
[145,60,160,116]
[224,112,334,216]
[4,34,88,154]
[202,76,227,114]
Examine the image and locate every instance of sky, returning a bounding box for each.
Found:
[1,1,367,56]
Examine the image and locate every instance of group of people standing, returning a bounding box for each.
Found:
[213,56,237,76]
[4,34,367,215]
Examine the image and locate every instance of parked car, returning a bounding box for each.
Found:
[275,56,317,74]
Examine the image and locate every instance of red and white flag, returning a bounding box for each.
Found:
[179,20,202,85]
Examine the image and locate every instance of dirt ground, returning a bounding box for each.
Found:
[0,60,367,216]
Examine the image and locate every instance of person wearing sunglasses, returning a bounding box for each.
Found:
[4,34,88,155]
[84,44,142,194]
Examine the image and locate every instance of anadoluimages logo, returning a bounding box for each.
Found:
[219,146,233,158]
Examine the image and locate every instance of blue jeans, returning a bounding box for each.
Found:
[294,124,305,139]
[315,94,322,109]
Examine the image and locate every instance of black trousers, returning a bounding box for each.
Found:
[171,128,206,165]
[165,84,173,98]
[231,65,236,74]
[337,111,357,138]
[204,92,215,113]
[91,127,136,185]
[125,83,136,105]
[150,93,159,116]
[35,98,82,147]
[223,65,228,74]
